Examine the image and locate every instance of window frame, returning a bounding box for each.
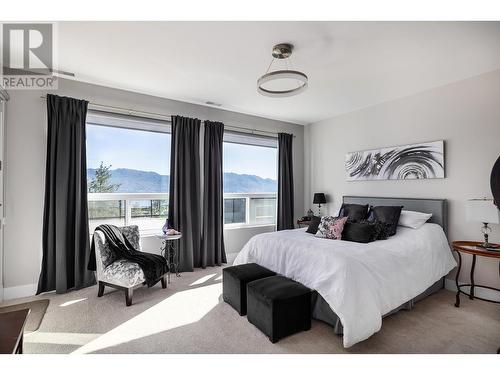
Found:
[86,110,172,134]
[222,131,278,229]
[86,111,171,235]
[85,114,279,232]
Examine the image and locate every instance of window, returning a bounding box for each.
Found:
[86,112,171,234]
[86,114,277,233]
[223,132,278,227]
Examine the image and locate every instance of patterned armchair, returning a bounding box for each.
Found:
[93,225,167,306]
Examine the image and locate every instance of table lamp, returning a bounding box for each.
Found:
[313,193,326,216]
[466,198,500,249]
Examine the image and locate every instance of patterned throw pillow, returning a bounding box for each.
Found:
[367,206,403,236]
[373,221,392,240]
[315,216,348,239]
[315,216,335,238]
[325,217,348,239]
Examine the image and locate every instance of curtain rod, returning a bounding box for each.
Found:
[39,95,295,138]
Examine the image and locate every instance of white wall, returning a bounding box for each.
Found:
[4,78,304,297]
[304,69,500,290]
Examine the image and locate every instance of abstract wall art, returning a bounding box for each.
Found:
[345,140,444,181]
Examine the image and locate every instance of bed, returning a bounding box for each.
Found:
[233,196,457,347]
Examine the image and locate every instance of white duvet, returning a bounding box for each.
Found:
[233,223,456,347]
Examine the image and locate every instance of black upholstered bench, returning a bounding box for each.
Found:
[223,263,276,315]
[247,275,312,343]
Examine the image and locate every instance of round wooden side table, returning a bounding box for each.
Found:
[451,241,500,308]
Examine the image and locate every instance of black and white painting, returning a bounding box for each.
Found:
[345,141,444,181]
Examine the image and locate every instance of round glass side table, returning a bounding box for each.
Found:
[156,233,182,284]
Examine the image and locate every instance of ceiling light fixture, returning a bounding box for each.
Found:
[257,43,308,98]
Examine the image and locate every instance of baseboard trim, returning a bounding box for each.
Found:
[4,283,37,300]
[444,278,499,302]
[4,280,495,303]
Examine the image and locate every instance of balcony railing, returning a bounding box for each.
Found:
[88,192,276,234]
[88,193,169,235]
[223,193,277,227]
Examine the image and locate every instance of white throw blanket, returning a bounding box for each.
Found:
[233,223,456,347]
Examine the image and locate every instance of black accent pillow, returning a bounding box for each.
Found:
[342,222,378,243]
[367,206,404,236]
[306,216,321,234]
[338,203,369,221]
[342,220,391,243]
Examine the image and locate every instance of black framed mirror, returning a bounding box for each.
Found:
[491,155,500,209]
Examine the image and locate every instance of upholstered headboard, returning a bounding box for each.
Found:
[343,196,448,237]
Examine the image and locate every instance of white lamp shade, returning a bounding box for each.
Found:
[466,199,500,224]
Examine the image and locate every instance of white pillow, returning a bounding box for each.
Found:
[398,210,432,229]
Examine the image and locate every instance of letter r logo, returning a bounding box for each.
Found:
[2,23,53,75]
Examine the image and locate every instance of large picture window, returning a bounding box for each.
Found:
[86,114,277,233]
[223,132,278,226]
[86,112,171,234]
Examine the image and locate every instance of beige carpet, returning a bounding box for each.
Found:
[2,266,499,354]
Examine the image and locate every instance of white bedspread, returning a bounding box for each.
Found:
[233,223,456,347]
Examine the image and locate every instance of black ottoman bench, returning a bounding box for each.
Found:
[223,263,276,315]
[247,275,312,343]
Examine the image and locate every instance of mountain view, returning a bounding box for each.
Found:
[87,168,277,193]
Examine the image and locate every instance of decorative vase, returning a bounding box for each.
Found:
[162,219,169,234]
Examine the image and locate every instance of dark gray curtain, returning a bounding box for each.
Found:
[277,133,295,230]
[168,115,202,272]
[202,121,227,267]
[37,94,95,294]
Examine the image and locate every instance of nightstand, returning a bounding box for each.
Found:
[296,219,312,228]
[451,241,500,308]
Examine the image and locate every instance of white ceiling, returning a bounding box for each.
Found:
[57,22,500,125]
